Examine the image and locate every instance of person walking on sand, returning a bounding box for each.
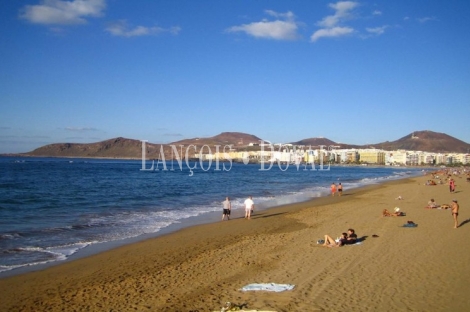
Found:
[244,195,254,219]
[451,199,459,228]
[222,197,231,221]
[337,183,343,196]
[330,183,337,197]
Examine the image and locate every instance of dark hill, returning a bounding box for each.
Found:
[370,130,470,153]
[23,133,264,159]
[290,137,360,149]
[291,137,337,146]
[170,132,262,147]
[26,137,146,158]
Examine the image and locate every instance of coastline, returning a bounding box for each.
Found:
[0,158,421,278]
[0,165,419,278]
[1,173,469,311]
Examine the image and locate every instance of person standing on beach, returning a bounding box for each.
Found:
[337,183,343,196]
[244,195,254,219]
[451,199,459,228]
[222,197,231,221]
[449,178,455,193]
[330,183,337,197]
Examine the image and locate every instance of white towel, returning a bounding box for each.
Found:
[240,283,295,292]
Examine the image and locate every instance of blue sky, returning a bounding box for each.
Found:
[1,0,470,153]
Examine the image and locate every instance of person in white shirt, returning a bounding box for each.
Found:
[222,197,231,221]
[244,195,254,219]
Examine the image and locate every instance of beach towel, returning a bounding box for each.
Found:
[403,223,418,227]
[346,241,363,246]
[240,283,295,292]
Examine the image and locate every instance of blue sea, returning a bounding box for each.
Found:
[0,156,423,275]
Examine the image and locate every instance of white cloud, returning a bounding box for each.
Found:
[317,1,358,28]
[372,10,382,16]
[417,16,438,23]
[265,10,295,20]
[311,26,354,42]
[366,25,388,35]
[19,0,106,25]
[106,20,181,37]
[227,10,299,40]
[311,1,358,42]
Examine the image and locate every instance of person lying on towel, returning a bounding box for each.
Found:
[383,209,405,216]
[323,229,357,247]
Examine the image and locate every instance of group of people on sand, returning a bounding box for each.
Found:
[427,170,467,193]
[424,198,460,228]
[321,228,357,247]
[221,195,255,221]
[436,199,461,228]
[330,182,343,197]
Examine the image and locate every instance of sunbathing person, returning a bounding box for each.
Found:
[345,229,357,244]
[383,209,405,216]
[323,229,357,247]
[426,199,440,209]
[441,204,450,209]
[322,233,347,247]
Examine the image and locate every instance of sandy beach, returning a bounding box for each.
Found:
[1,172,469,312]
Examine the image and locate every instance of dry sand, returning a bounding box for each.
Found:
[1,172,469,312]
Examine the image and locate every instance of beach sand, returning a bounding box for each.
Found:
[1,173,469,311]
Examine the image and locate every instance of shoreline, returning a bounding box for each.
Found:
[2,172,469,311]
[0,169,420,279]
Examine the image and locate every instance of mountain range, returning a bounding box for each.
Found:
[15,130,470,159]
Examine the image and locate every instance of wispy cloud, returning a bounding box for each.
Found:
[311,1,358,42]
[105,20,181,37]
[366,25,388,35]
[417,16,438,23]
[317,1,358,28]
[372,10,382,16]
[64,127,98,132]
[19,0,106,25]
[164,133,183,137]
[23,135,50,139]
[311,26,354,42]
[227,10,300,40]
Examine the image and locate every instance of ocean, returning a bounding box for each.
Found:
[0,156,423,276]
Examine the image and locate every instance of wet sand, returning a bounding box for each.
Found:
[1,173,469,311]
